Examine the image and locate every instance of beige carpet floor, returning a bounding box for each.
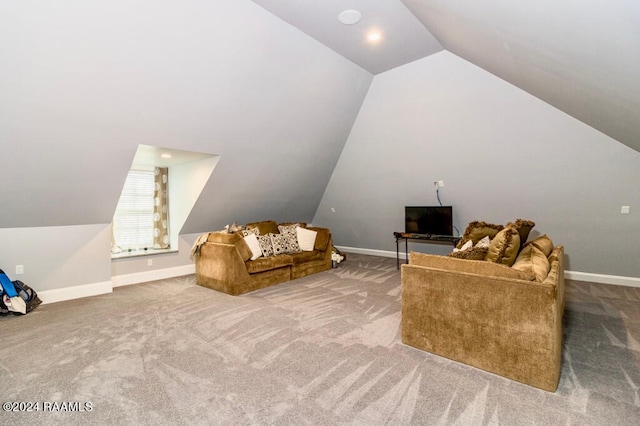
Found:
[1,253,639,425]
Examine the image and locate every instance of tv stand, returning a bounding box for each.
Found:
[394,232,461,270]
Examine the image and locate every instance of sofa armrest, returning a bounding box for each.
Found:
[307,227,331,252]
[409,252,535,281]
[401,262,563,391]
[195,241,251,294]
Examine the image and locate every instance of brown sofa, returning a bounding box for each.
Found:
[401,221,565,392]
[194,220,332,296]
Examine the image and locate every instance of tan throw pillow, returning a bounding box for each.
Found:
[526,234,554,257]
[512,244,550,282]
[508,219,535,248]
[456,221,504,249]
[484,226,521,266]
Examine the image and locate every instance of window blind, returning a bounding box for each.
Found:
[112,170,155,250]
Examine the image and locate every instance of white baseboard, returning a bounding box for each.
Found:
[565,271,640,288]
[112,264,195,288]
[37,264,196,304]
[336,245,640,288]
[335,246,396,259]
[38,281,113,305]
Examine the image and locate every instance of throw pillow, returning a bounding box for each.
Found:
[242,227,260,237]
[243,233,263,261]
[456,221,504,249]
[269,233,301,255]
[296,226,318,251]
[512,244,550,282]
[484,226,521,266]
[526,234,554,257]
[449,246,489,260]
[475,235,491,248]
[278,223,299,237]
[258,234,274,257]
[508,218,535,248]
[452,239,473,253]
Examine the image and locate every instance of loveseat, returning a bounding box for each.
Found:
[401,220,565,392]
[193,220,333,296]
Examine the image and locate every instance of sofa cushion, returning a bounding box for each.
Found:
[258,234,275,257]
[245,254,293,274]
[508,219,535,248]
[296,226,318,251]
[308,227,330,251]
[526,234,554,257]
[484,226,521,266]
[512,244,550,282]
[457,221,504,248]
[270,232,301,255]
[409,252,534,281]
[289,250,325,264]
[243,233,263,261]
[244,220,279,236]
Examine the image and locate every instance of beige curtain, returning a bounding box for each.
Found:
[153,167,170,249]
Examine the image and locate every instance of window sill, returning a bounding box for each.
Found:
[111,248,177,260]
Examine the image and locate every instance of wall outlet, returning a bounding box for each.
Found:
[434,180,445,188]
[621,206,630,214]
[147,259,153,267]
[15,265,24,275]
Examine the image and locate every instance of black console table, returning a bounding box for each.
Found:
[394,232,461,270]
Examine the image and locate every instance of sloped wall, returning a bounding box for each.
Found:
[314,51,640,278]
[0,0,372,292]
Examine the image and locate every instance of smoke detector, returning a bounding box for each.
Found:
[338,10,361,25]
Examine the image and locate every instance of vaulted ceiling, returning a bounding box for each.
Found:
[252,0,640,153]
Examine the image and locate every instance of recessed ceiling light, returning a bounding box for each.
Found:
[338,10,361,25]
[367,31,382,43]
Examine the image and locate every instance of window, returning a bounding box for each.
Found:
[112,168,169,254]
[111,144,218,260]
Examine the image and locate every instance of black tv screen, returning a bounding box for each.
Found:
[405,206,453,236]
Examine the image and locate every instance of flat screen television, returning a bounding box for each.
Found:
[405,206,453,236]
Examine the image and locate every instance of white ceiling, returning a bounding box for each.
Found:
[251,0,443,74]
[133,145,216,169]
[251,0,640,153]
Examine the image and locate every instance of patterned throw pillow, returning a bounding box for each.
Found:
[277,223,299,237]
[270,232,301,255]
[242,227,260,237]
[277,224,302,253]
[258,234,274,257]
